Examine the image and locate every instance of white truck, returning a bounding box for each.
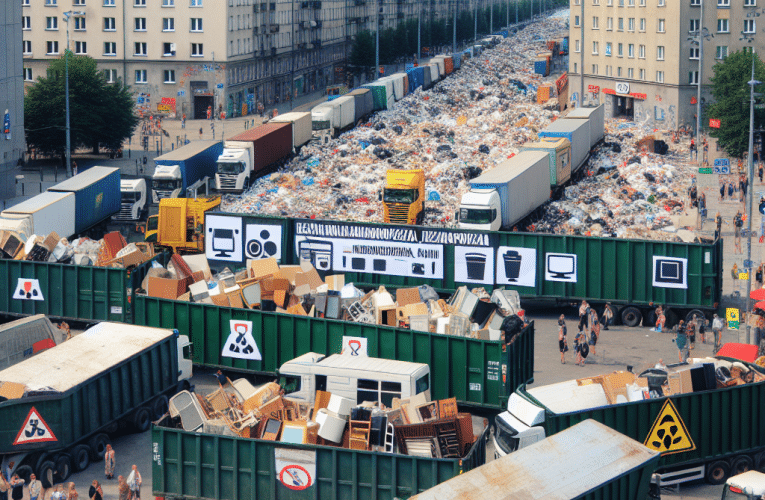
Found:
[215,123,293,192]
[269,111,312,151]
[114,178,148,221]
[152,140,223,202]
[311,95,356,142]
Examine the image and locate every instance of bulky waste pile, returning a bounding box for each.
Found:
[142,253,528,341]
[163,377,486,459]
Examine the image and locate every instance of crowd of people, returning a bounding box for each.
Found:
[557,301,615,366]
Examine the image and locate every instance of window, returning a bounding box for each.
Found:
[134,42,147,55]
[191,43,203,56]
[640,18,645,31]
[618,17,624,30]
[618,43,623,56]
[656,70,664,83]
[717,0,729,6]
[744,19,756,33]
[163,42,175,55]
[639,0,645,5]
[135,18,146,31]
[606,42,612,56]
[628,0,634,5]
[104,69,117,83]
[655,106,664,121]
[689,71,699,84]
[619,0,624,5]
[745,0,756,5]
[135,69,147,83]
[575,39,581,52]
[628,43,634,57]
[658,0,665,5]
[104,41,116,55]
[573,62,578,73]
[46,17,58,30]
[657,19,665,32]
[657,46,665,60]
[617,67,622,77]
[691,0,700,4]
[690,19,699,33]
[134,0,146,5]
[690,47,699,59]
[716,45,728,59]
[356,380,402,408]
[717,18,729,32]
[163,18,175,31]
[628,68,634,78]
[74,41,87,54]
[23,40,32,54]
[104,17,115,30]
[22,0,29,5]
[592,64,598,74]
[190,18,203,31]
[23,68,32,81]
[103,0,115,5]
[162,0,175,5]
[74,17,86,30]
[607,17,613,30]
[592,41,599,54]
[639,44,645,58]
[22,16,30,30]
[45,0,57,5]
[73,0,85,4]
[574,15,580,27]
[46,40,58,54]
[639,68,645,79]
[592,16,599,29]
[164,69,176,83]
[191,0,203,5]
[628,18,634,30]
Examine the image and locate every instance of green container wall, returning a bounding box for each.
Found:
[577,456,659,500]
[0,335,178,454]
[521,378,765,472]
[0,253,168,323]
[151,421,488,500]
[134,295,534,410]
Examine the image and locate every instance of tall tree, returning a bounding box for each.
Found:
[707,50,765,158]
[25,53,138,157]
[349,30,376,75]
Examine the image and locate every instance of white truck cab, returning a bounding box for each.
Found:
[457,189,502,231]
[176,334,193,382]
[115,178,147,221]
[493,392,546,459]
[278,352,431,407]
[311,106,334,144]
[152,164,182,202]
[215,143,251,191]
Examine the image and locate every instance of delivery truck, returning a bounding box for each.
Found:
[268,112,312,152]
[494,357,765,487]
[410,419,660,500]
[564,104,606,147]
[383,168,426,225]
[113,178,148,221]
[346,89,374,123]
[0,192,76,242]
[47,166,121,237]
[362,79,395,111]
[457,151,551,232]
[0,314,62,371]
[215,124,293,192]
[152,140,223,202]
[0,322,192,487]
[311,95,356,142]
[537,117,592,176]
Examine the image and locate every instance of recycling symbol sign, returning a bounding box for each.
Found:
[221,320,262,361]
[644,399,695,455]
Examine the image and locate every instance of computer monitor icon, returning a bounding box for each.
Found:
[211,228,237,258]
[656,259,684,285]
[547,253,576,279]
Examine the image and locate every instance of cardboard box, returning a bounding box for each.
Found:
[396,287,421,307]
[679,369,694,393]
[248,257,280,280]
[147,275,193,300]
[183,254,213,281]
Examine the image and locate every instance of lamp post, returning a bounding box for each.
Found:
[62,10,85,179]
[744,45,761,345]
[686,0,713,159]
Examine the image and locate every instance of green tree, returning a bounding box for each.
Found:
[25,53,138,158]
[707,50,765,158]
[349,30,376,76]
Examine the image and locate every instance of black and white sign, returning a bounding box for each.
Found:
[455,246,494,284]
[496,246,536,287]
[652,256,688,289]
[14,278,44,301]
[205,215,242,262]
[545,253,578,282]
[221,320,262,361]
[616,82,630,94]
[245,224,282,261]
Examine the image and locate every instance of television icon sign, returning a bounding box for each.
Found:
[545,253,577,283]
[652,256,688,289]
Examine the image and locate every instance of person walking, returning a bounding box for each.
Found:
[728,181,735,200]
[0,470,8,500]
[199,126,203,140]
[697,192,707,230]
[117,477,130,500]
[558,315,568,364]
[740,175,749,203]
[104,444,116,480]
[675,320,690,363]
[588,308,600,356]
[720,181,726,202]
[67,482,78,500]
[9,475,23,500]
[28,474,41,500]
[181,113,186,129]
[89,481,103,500]
[689,139,696,161]
[687,316,697,350]
[715,212,723,240]
[127,465,142,500]
[712,313,724,355]
[759,163,764,184]
[602,303,614,330]
[211,121,215,140]
[734,210,744,254]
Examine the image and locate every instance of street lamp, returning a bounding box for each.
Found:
[686,0,713,157]
[62,10,85,178]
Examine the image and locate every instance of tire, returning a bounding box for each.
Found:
[37,460,55,489]
[88,433,111,462]
[152,395,169,420]
[621,306,643,328]
[53,454,72,483]
[243,176,250,192]
[686,309,706,324]
[732,455,754,476]
[15,465,33,483]
[705,460,730,485]
[755,452,765,473]
[132,407,152,432]
[645,309,658,329]
[71,444,91,472]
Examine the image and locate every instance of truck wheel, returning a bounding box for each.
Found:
[88,433,111,461]
[15,465,33,483]
[132,407,152,432]
[71,444,91,472]
[53,454,72,483]
[756,452,765,473]
[732,455,754,475]
[621,307,642,327]
[37,460,55,488]
[705,460,730,485]
[152,395,169,419]
[645,309,658,329]
[243,177,250,191]
[686,309,706,323]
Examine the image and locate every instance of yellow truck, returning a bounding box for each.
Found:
[143,196,221,254]
[383,168,425,225]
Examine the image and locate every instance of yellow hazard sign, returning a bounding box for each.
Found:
[644,399,695,455]
[739,273,750,281]
[727,308,740,323]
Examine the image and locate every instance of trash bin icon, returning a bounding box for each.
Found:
[503,250,522,282]
[465,253,487,280]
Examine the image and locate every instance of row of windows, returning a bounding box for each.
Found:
[32,0,203,7]
[28,40,204,57]
[583,64,702,85]
[576,16,754,34]
[575,40,731,60]
[576,0,756,6]
[23,16,203,32]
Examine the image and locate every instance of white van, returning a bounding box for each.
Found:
[278,352,431,408]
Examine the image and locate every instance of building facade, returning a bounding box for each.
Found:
[22,0,458,120]
[1,1,25,200]
[568,0,765,130]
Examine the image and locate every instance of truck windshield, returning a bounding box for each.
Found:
[121,192,140,202]
[218,161,244,175]
[147,215,159,232]
[494,416,520,455]
[460,208,495,224]
[384,188,416,204]
[152,180,178,191]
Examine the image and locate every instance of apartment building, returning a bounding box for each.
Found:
[22,0,457,120]
[568,0,765,130]
[1,1,25,200]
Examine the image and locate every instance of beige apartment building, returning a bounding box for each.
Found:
[568,0,765,130]
[22,0,458,120]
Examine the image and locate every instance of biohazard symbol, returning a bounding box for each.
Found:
[13,407,57,446]
[644,399,696,455]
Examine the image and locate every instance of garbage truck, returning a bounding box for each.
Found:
[0,322,192,487]
[215,124,292,192]
[152,140,222,202]
[144,196,221,253]
[382,168,425,225]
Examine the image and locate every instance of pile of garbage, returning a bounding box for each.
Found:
[141,253,528,340]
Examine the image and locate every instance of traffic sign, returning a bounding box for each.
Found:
[745,260,755,269]
[698,167,713,174]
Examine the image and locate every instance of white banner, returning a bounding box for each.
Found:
[652,256,688,289]
[545,253,578,283]
[221,320,262,361]
[205,215,243,262]
[496,247,536,287]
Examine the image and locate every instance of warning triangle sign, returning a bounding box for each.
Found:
[13,407,57,446]
[221,320,262,361]
[644,399,695,455]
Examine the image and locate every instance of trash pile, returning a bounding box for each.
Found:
[164,376,486,459]
[0,229,155,268]
[222,14,570,226]
[141,254,527,340]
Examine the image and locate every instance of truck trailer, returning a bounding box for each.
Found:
[0,321,192,486]
[0,315,62,371]
[268,112,312,151]
[215,124,293,192]
[47,166,121,236]
[152,140,223,202]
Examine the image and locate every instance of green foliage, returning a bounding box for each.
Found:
[349,30,376,72]
[24,53,138,156]
[707,50,765,158]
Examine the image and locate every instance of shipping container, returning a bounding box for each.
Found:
[347,89,374,123]
[520,137,572,186]
[430,57,445,78]
[227,123,294,176]
[362,79,394,110]
[151,414,489,500]
[406,67,425,93]
[388,73,408,100]
[133,294,535,411]
[534,59,548,76]
[426,64,439,84]
[0,191,76,240]
[48,166,121,235]
[152,140,223,200]
[423,66,433,89]
[564,104,606,147]
[410,420,659,500]
[538,118,591,173]
[269,112,312,150]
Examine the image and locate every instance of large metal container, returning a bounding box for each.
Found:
[564,104,605,147]
[538,118,591,173]
[48,166,121,235]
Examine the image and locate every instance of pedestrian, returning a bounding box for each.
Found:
[257,101,264,117]
[89,481,103,500]
[703,139,709,165]
[601,302,614,330]
[72,160,78,176]
[715,212,723,240]
[578,300,589,335]
[712,313,724,354]
[687,316,697,349]
[117,477,129,500]
[181,113,186,129]
[127,465,142,500]
[652,305,666,332]
[575,328,589,366]
[734,210,743,253]
[688,183,698,209]
[199,127,203,140]
[675,320,689,363]
[28,474,41,500]
[558,314,568,364]
[654,358,667,370]
[759,163,764,183]
[0,471,8,500]
[206,106,212,120]
[67,482,78,500]
[9,475,23,500]
[104,444,116,480]
[589,307,600,356]
[720,181,726,201]
[689,139,696,160]
[740,175,749,202]
[211,121,215,140]
[697,192,707,230]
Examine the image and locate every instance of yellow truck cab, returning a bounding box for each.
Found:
[383,168,425,225]
[145,196,221,253]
